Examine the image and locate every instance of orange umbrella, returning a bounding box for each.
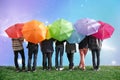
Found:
[5,23,24,38]
[22,20,47,44]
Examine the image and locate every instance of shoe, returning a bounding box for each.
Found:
[27,70,31,72]
[72,66,75,70]
[93,68,96,71]
[55,67,58,71]
[16,68,20,72]
[82,67,86,71]
[32,69,36,72]
[27,69,31,72]
[48,68,51,71]
[59,67,64,71]
[22,68,26,72]
[43,66,47,70]
[96,68,100,71]
[78,66,82,69]
[69,69,73,71]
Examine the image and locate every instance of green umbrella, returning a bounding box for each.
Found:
[49,19,74,41]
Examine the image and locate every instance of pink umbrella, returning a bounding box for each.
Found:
[92,21,114,40]
[74,18,101,35]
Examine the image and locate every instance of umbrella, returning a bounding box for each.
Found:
[74,18,101,35]
[67,28,85,43]
[22,20,47,44]
[49,19,74,41]
[46,26,51,39]
[92,21,114,40]
[5,23,24,38]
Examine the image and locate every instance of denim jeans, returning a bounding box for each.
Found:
[55,45,64,68]
[91,49,100,69]
[14,49,25,69]
[28,46,38,70]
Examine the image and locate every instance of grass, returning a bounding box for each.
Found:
[0,66,120,80]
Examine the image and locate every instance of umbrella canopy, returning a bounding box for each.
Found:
[67,28,85,43]
[46,26,51,39]
[5,23,24,38]
[22,20,47,44]
[92,21,114,40]
[74,18,101,35]
[49,19,74,41]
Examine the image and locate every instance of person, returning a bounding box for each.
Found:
[78,36,88,70]
[40,39,54,71]
[27,42,38,72]
[11,37,25,72]
[65,41,76,71]
[88,35,102,71]
[55,40,65,71]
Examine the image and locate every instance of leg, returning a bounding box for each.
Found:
[91,50,96,69]
[60,46,64,68]
[48,52,52,70]
[55,47,59,69]
[14,51,19,70]
[69,53,74,69]
[67,53,70,68]
[82,48,88,69]
[79,49,84,68]
[42,52,47,70]
[96,49,100,70]
[32,51,38,71]
[28,49,32,71]
[19,49,25,70]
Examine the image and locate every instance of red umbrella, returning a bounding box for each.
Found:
[92,21,114,40]
[5,23,24,38]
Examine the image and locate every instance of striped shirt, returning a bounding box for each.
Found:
[12,38,24,51]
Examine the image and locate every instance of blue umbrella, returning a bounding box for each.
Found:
[67,28,85,43]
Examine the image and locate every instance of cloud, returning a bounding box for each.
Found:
[102,41,116,52]
[112,60,116,65]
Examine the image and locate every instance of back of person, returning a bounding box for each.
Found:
[79,36,88,49]
[88,35,102,71]
[55,40,65,46]
[41,39,54,53]
[40,39,54,70]
[78,36,88,70]
[12,38,24,51]
[12,37,25,72]
[27,42,38,49]
[27,42,38,72]
[88,36,102,50]
[66,42,76,53]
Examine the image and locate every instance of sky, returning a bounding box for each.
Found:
[0,0,120,66]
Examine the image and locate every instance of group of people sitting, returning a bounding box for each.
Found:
[11,35,102,72]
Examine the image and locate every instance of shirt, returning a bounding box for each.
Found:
[12,38,24,51]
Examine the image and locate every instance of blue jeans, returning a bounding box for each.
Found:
[55,45,64,68]
[91,49,100,69]
[14,49,25,69]
[28,46,38,70]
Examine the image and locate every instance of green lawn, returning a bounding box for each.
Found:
[0,66,120,80]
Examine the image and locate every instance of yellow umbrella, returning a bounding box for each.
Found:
[46,26,51,39]
[22,20,47,44]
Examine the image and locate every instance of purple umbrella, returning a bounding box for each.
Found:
[74,18,101,35]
